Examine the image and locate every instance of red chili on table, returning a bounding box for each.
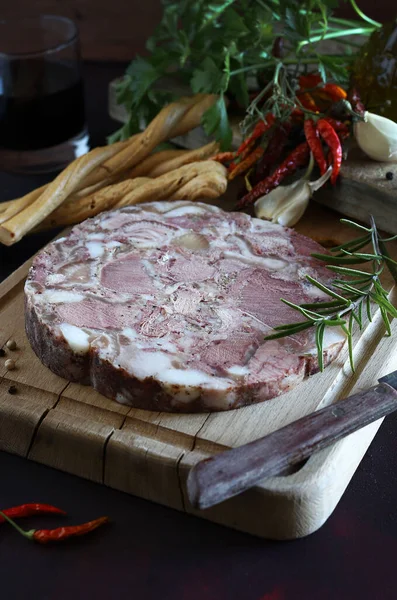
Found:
[317,119,342,185]
[238,141,310,208]
[304,119,327,175]
[0,503,66,523]
[0,510,108,544]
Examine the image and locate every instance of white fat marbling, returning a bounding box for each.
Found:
[120,346,233,395]
[43,290,84,304]
[106,241,122,249]
[121,327,139,339]
[54,237,67,244]
[60,323,90,354]
[160,367,232,389]
[47,273,66,285]
[127,350,174,380]
[223,250,287,270]
[86,241,105,259]
[251,217,283,232]
[227,365,249,377]
[163,205,207,218]
[87,232,106,241]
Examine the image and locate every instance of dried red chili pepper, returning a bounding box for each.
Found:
[236,114,275,157]
[228,147,264,181]
[348,87,366,116]
[291,107,304,119]
[317,119,342,185]
[322,117,349,132]
[297,92,319,112]
[321,117,350,141]
[238,141,310,208]
[254,122,291,183]
[0,503,66,524]
[299,73,322,89]
[0,510,108,544]
[322,83,347,102]
[304,119,327,175]
[211,151,236,164]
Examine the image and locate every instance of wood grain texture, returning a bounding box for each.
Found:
[0,204,396,539]
[187,382,397,509]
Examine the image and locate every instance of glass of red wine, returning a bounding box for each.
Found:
[0,15,89,174]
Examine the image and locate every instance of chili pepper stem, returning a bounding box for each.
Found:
[341,100,366,121]
[0,511,34,540]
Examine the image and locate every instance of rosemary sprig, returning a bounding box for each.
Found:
[265,217,397,372]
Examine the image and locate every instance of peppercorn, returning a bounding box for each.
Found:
[6,339,17,350]
[5,359,16,371]
[8,386,17,395]
[386,171,394,180]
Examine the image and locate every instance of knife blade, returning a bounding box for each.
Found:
[187,372,397,510]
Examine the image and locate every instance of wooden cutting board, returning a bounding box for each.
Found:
[0,203,396,540]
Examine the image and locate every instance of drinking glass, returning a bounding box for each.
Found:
[0,15,89,173]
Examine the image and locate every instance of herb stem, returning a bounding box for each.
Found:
[348,0,382,28]
[297,27,378,50]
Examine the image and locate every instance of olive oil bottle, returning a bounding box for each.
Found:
[352,20,397,120]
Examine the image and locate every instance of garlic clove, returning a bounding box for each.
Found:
[254,182,296,221]
[255,180,311,227]
[354,111,397,163]
[273,183,311,226]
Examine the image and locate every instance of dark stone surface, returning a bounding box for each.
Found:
[1,62,397,600]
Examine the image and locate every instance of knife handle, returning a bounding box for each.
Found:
[187,383,397,510]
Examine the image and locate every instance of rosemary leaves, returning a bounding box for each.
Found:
[265,217,397,371]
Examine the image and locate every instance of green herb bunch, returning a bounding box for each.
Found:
[110,0,380,148]
[265,218,397,371]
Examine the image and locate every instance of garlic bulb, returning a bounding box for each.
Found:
[354,112,397,162]
[254,167,332,227]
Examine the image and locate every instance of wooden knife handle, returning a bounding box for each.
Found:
[187,383,397,510]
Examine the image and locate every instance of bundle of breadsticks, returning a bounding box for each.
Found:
[0,94,228,246]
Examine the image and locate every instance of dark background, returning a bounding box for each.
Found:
[0,0,395,60]
[1,3,397,599]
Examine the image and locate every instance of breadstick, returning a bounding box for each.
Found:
[148,141,219,178]
[172,171,228,201]
[115,161,227,209]
[37,177,150,231]
[127,149,187,178]
[0,139,131,245]
[81,94,217,189]
[0,186,45,225]
[37,164,226,231]
[0,95,216,245]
